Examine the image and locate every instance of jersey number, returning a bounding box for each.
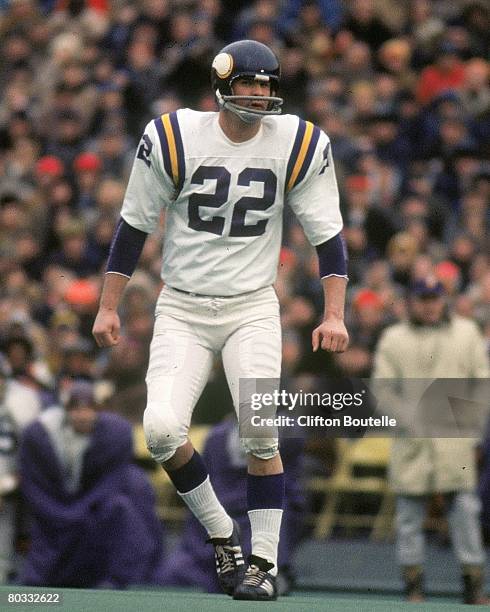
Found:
[137,134,153,168]
[188,166,277,237]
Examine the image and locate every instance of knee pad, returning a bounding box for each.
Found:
[143,403,187,463]
[241,437,279,460]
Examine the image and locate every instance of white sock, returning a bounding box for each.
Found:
[178,476,233,539]
[248,508,283,576]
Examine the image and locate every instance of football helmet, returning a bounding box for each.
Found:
[211,40,283,124]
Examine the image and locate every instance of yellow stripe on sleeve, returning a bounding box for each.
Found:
[287,121,314,192]
[162,113,179,187]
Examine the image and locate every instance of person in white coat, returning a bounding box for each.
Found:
[0,356,41,583]
[373,276,489,605]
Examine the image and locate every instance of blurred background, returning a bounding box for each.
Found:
[0,0,489,601]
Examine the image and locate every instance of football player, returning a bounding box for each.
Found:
[93,40,349,601]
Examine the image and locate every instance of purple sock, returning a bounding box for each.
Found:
[167,450,208,493]
[247,473,285,510]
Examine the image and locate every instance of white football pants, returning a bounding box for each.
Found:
[144,285,281,463]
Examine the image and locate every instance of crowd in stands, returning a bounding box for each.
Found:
[0,0,488,587]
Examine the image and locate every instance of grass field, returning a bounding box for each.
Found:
[1,586,487,612]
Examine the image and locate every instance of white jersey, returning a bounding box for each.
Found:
[121,109,342,296]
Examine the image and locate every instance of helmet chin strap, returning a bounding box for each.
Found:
[216,90,283,124]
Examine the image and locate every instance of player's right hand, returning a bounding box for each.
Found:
[92,309,121,347]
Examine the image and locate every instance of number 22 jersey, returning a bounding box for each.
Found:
[121,109,343,296]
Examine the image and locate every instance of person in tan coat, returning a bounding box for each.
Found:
[372,276,489,605]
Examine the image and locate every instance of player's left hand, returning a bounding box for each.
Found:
[312,317,349,353]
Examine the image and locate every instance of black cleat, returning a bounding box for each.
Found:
[207,519,245,596]
[233,554,277,601]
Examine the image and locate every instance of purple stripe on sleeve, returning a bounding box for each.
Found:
[285,118,306,190]
[169,111,185,192]
[295,124,321,187]
[154,116,173,181]
[106,218,147,277]
[316,232,348,278]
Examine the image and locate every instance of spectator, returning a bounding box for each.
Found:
[404,0,445,62]
[459,2,489,59]
[377,38,414,91]
[372,275,489,604]
[48,218,99,277]
[63,278,100,339]
[386,232,419,287]
[72,151,102,215]
[280,0,344,35]
[44,109,86,168]
[343,0,393,51]
[460,57,490,117]
[93,126,133,179]
[0,356,41,583]
[434,259,461,296]
[19,381,166,588]
[85,212,116,268]
[1,333,52,403]
[349,288,387,352]
[416,42,466,105]
[366,111,411,172]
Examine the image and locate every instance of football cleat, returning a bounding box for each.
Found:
[211,39,283,123]
[207,519,245,596]
[233,554,277,601]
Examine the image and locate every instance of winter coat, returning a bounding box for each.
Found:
[19,409,166,587]
[372,316,489,495]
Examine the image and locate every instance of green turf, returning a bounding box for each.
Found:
[1,586,486,612]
